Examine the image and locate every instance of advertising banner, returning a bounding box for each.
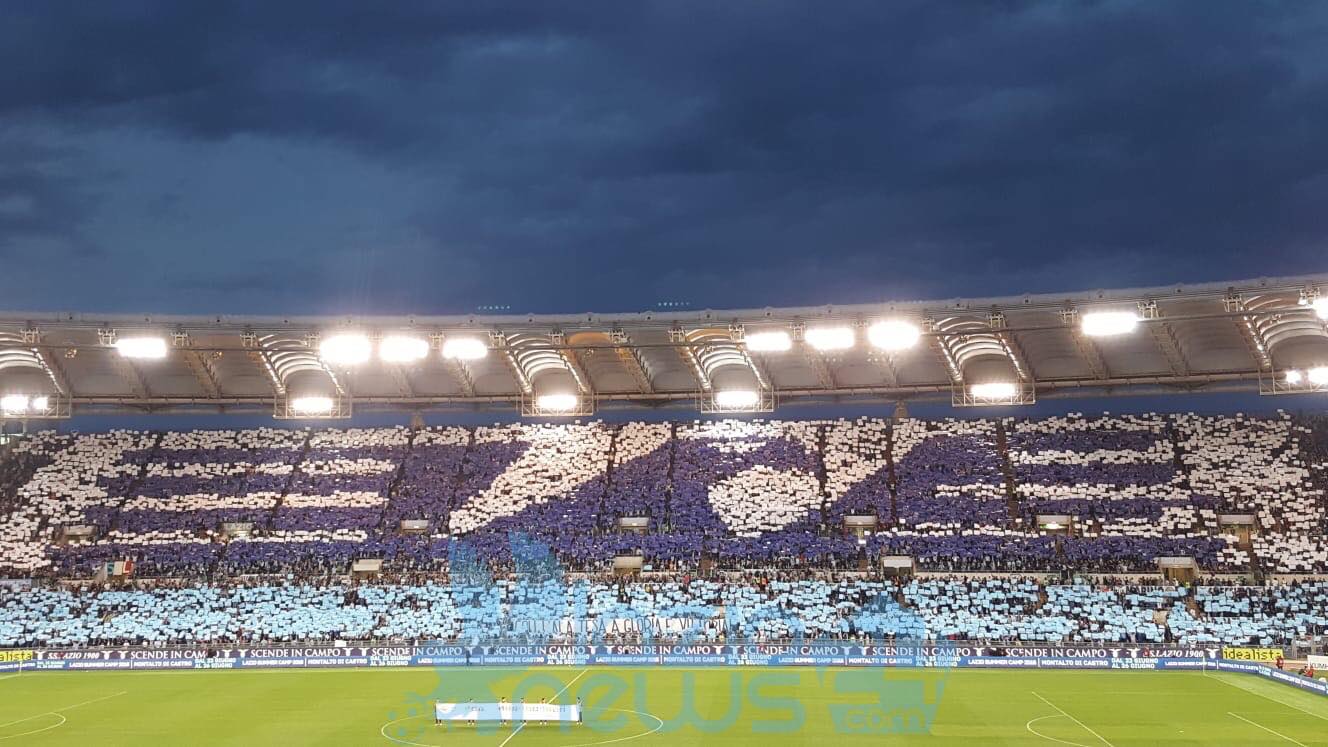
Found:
[1222,647,1283,662]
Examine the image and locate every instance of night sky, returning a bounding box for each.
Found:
[2,2,1325,318]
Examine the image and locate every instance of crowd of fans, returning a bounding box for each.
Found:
[2,572,1325,648]
[0,411,1326,649]
[0,412,1324,577]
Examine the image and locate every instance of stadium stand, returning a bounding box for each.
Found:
[3,412,1328,650]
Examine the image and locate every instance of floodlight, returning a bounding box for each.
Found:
[867,320,921,351]
[804,326,855,351]
[290,396,335,415]
[379,335,429,363]
[442,337,488,361]
[30,396,50,411]
[114,336,168,359]
[0,395,28,415]
[1081,311,1139,337]
[969,382,1018,400]
[536,393,579,412]
[319,334,372,366]
[714,389,760,409]
[1314,298,1328,320]
[1309,367,1328,386]
[744,331,792,352]
[1286,370,1304,385]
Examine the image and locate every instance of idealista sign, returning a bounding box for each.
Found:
[1221,647,1283,662]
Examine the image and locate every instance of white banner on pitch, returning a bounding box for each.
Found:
[434,702,580,722]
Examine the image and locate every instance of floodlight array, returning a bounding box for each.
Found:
[319,334,373,366]
[114,337,168,359]
[290,396,336,415]
[714,389,760,409]
[0,394,53,416]
[535,393,579,412]
[1081,311,1140,337]
[969,382,1018,401]
[867,320,921,351]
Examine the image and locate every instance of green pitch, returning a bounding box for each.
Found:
[2,666,1327,745]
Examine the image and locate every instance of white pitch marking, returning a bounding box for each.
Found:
[1031,692,1114,747]
[1204,671,1328,722]
[498,668,588,747]
[1228,712,1307,746]
[378,714,438,747]
[556,708,665,747]
[1024,714,1091,747]
[0,691,126,730]
[0,713,66,741]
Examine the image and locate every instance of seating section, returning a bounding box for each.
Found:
[0,411,1325,577]
[2,575,1322,648]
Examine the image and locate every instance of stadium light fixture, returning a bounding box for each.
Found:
[804,326,855,351]
[969,382,1018,400]
[114,336,168,359]
[442,337,488,361]
[867,320,921,351]
[536,393,579,413]
[714,389,760,409]
[1080,311,1139,337]
[379,335,429,363]
[1309,367,1328,386]
[744,331,792,352]
[1314,298,1328,320]
[30,396,50,411]
[290,396,335,415]
[319,334,372,366]
[1286,369,1304,385]
[1,395,29,415]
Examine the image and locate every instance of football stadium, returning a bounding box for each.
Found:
[4,275,1328,745]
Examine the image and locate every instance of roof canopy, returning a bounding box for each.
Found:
[2,273,1326,418]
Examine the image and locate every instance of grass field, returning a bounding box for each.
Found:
[3,666,1328,745]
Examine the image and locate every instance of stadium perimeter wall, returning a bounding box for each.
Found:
[4,643,1323,695]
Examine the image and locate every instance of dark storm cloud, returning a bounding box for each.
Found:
[1,1,1326,313]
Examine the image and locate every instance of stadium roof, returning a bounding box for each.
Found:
[3,273,1328,418]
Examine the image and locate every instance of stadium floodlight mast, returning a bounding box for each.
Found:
[441,337,488,361]
[379,335,429,363]
[1080,311,1140,337]
[714,389,760,409]
[969,381,1018,400]
[804,326,855,351]
[319,333,372,366]
[114,336,169,359]
[743,330,792,352]
[536,393,579,413]
[867,320,921,351]
[290,396,335,415]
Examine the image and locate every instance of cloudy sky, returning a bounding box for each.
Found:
[2,1,1325,317]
